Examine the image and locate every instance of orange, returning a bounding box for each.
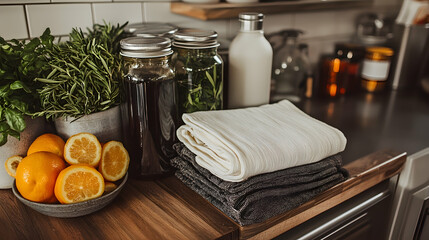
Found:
[4,155,23,178]
[27,133,66,158]
[64,132,102,167]
[98,141,130,182]
[54,165,105,204]
[15,152,66,203]
[104,182,117,193]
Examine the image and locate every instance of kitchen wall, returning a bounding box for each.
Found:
[0,0,403,64]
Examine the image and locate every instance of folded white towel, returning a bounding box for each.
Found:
[177,100,347,182]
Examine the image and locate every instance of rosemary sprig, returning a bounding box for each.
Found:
[176,48,223,115]
[34,23,126,119]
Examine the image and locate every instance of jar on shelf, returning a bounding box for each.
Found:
[361,46,394,92]
[172,28,224,118]
[120,37,178,179]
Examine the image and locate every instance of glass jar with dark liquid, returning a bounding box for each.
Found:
[120,37,178,178]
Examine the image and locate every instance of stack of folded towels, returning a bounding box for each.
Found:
[172,100,348,225]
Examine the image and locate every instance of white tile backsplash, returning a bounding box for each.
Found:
[92,3,143,25]
[0,0,404,64]
[0,0,48,4]
[26,4,93,37]
[0,5,28,40]
[264,13,294,35]
[114,0,172,2]
[52,0,108,2]
[295,11,338,38]
[143,2,195,23]
[335,9,365,36]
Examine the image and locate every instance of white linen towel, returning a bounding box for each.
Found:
[176,100,347,182]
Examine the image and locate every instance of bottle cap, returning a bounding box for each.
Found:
[239,12,264,31]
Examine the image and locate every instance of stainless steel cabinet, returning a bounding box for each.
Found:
[276,180,394,240]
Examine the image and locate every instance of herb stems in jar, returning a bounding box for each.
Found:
[172,29,224,117]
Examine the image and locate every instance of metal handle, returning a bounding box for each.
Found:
[297,190,390,240]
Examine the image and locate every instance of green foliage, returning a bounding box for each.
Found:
[0,29,54,146]
[34,22,127,119]
[176,48,223,115]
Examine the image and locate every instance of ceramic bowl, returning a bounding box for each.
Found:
[12,173,128,218]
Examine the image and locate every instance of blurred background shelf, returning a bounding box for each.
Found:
[170,0,373,20]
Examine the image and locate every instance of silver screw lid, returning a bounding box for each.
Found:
[124,22,177,36]
[134,25,177,38]
[120,37,173,58]
[239,12,264,31]
[173,28,220,49]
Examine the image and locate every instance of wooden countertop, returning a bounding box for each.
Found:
[0,149,406,240]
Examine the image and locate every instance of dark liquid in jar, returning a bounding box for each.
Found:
[121,73,178,179]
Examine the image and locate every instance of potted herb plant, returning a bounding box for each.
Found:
[34,23,127,143]
[0,29,54,188]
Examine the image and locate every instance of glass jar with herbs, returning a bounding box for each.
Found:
[120,37,178,179]
[172,29,224,118]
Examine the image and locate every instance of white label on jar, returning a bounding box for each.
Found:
[361,59,390,81]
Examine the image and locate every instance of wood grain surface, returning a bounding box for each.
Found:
[0,150,405,240]
[170,0,370,20]
[0,176,238,240]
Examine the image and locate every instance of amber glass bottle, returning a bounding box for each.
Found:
[361,47,394,92]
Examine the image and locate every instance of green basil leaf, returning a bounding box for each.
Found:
[9,99,28,113]
[0,121,9,132]
[4,108,26,132]
[7,129,20,140]
[0,133,7,146]
[0,85,10,98]
[10,80,31,93]
[24,38,40,52]
[0,36,6,45]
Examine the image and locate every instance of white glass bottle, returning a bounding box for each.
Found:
[228,13,273,109]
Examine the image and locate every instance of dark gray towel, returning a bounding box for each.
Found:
[171,143,348,225]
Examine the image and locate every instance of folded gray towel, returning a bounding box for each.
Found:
[171,143,348,225]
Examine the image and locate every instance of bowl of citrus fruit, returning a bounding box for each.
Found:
[6,132,130,218]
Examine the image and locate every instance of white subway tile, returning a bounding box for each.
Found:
[115,0,171,2]
[0,0,49,4]
[335,9,364,36]
[93,3,142,25]
[227,17,239,40]
[26,4,93,38]
[52,0,108,2]
[143,2,194,23]
[264,13,294,35]
[0,6,28,40]
[294,11,337,38]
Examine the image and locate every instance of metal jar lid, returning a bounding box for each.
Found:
[120,37,173,58]
[124,22,178,38]
[239,12,264,31]
[172,28,220,49]
[365,47,394,60]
